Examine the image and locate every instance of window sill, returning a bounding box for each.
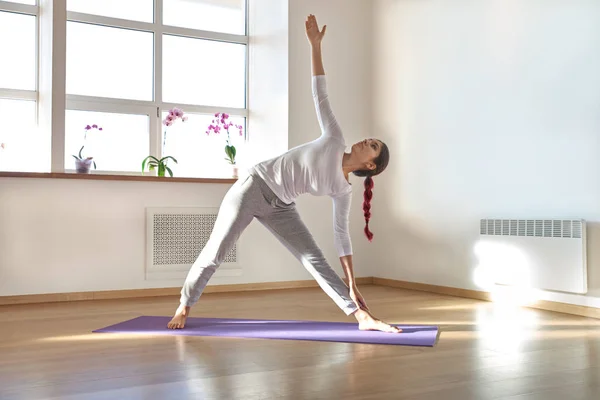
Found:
[0,171,238,184]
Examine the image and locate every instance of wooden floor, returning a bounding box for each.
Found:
[1,285,599,400]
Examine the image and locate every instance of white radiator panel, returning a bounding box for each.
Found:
[145,207,241,281]
[476,219,587,294]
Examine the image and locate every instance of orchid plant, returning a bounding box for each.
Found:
[72,124,102,170]
[206,112,244,165]
[162,107,188,151]
[142,107,187,177]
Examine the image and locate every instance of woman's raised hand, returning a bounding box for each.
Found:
[305,14,326,47]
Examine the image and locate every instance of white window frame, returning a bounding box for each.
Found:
[0,1,39,112]
[32,0,249,175]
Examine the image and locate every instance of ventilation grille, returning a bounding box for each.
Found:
[480,219,583,239]
[152,213,236,265]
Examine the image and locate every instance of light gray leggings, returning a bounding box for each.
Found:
[180,170,359,316]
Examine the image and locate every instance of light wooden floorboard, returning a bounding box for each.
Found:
[1,285,599,399]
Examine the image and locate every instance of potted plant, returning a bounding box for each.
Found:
[72,124,102,174]
[141,155,178,177]
[206,112,244,177]
[72,146,96,173]
[142,107,187,177]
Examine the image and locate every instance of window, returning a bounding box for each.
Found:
[0,1,46,172]
[162,35,246,108]
[1,0,248,177]
[0,11,36,91]
[2,1,36,5]
[66,0,154,23]
[63,0,248,176]
[64,110,150,173]
[66,22,154,101]
[160,111,246,177]
[163,0,246,35]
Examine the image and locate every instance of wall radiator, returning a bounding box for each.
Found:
[145,207,241,281]
[476,219,587,294]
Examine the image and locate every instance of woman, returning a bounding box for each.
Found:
[168,14,400,334]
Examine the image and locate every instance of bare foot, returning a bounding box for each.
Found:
[354,308,402,333]
[167,304,190,329]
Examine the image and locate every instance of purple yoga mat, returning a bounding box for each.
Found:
[93,316,439,346]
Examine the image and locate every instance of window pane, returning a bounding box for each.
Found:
[163,35,246,108]
[0,11,36,91]
[66,22,153,101]
[65,110,150,172]
[0,99,49,172]
[160,111,246,177]
[163,0,246,35]
[67,0,153,23]
[2,1,36,5]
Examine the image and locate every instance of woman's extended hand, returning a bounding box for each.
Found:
[305,14,326,47]
[350,285,369,311]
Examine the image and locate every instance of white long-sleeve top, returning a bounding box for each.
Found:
[252,75,353,257]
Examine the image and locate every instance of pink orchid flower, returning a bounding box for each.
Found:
[163,107,188,126]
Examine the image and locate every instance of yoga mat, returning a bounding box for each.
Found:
[93,316,439,347]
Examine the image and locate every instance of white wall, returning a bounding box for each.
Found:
[372,0,600,307]
[246,0,289,165]
[0,0,376,297]
[288,0,376,278]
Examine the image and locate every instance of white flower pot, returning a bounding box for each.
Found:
[75,158,94,174]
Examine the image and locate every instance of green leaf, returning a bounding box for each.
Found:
[225,145,236,164]
[165,166,173,177]
[142,155,161,172]
[72,155,80,161]
[160,155,178,164]
[149,165,155,171]
[142,156,151,172]
[93,160,97,169]
[78,146,84,159]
